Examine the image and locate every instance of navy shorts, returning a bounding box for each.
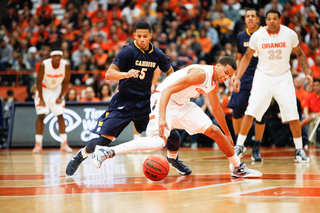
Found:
[92,93,150,137]
[227,73,254,109]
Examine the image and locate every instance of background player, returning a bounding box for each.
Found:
[233,9,313,162]
[33,50,72,153]
[228,8,265,161]
[66,21,191,176]
[91,56,262,178]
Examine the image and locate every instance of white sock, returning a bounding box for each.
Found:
[60,133,67,145]
[228,154,241,168]
[35,134,43,145]
[236,134,247,146]
[167,151,177,160]
[293,137,303,149]
[81,148,90,158]
[112,136,165,154]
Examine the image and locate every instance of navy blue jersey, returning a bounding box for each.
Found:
[112,41,171,98]
[237,28,259,76]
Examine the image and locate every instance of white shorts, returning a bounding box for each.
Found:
[245,70,299,122]
[146,93,212,138]
[35,86,65,116]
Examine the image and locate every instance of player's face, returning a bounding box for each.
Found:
[245,10,259,30]
[134,29,153,51]
[266,12,281,34]
[214,64,235,83]
[51,55,62,64]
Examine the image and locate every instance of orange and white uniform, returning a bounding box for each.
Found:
[35,58,68,116]
[147,64,217,138]
[245,25,300,122]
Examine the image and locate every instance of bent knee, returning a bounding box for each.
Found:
[204,125,223,137]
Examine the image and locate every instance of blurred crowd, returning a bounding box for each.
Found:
[1,0,320,147]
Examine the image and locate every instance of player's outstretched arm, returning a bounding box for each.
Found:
[37,63,45,106]
[208,87,233,146]
[105,63,140,81]
[293,45,313,85]
[58,64,71,103]
[234,47,254,92]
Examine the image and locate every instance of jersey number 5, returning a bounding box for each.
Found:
[268,49,282,60]
[139,68,147,80]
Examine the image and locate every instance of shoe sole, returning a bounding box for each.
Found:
[251,156,263,162]
[169,165,192,175]
[32,149,42,154]
[231,169,262,178]
[294,156,310,162]
[60,148,73,153]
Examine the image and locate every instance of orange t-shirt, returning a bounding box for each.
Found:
[95,53,108,66]
[310,65,320,79]
[79,98,100,102]
[295,88,310,109]
[196,37,213,53]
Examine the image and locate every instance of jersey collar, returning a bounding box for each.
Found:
[265,25,281,36]
[134,40,154,54]
[246,26,262,36]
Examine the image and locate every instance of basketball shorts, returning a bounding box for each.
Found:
[35,86,65,116]
[146,93,212,138]
[227,73,253,110]
[91,93,150,137]
[245,70,299,122]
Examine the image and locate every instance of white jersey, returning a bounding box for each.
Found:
[249,25,299,75]
[42,58,68,89]
[156,64,218,105]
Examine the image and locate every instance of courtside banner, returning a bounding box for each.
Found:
[7,102,134,148]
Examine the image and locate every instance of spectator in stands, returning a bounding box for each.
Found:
[65,88,78,102]
[223,0,241,37]
[99,84,113,102]
[212,11,234,45]
[121,0,141,25]
[79,85,100,102]
[3,89,17,126]
[35,0,53,20]
[94,45,108,70]
[264,0,284,15]
[177,43,193,69]
[25,46,41,71]
[203,19,219,57]
[0,38,13,71]
[1,4,18,33]
[310,55,320,79]
[25,84,37,102]
[71,43,92,69]
[304,78,320,146]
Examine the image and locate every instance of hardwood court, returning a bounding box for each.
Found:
[1,147,320,213]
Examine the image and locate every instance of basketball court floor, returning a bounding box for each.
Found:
[1,146,320,213]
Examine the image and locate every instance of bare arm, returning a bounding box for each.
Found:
[60,64,71,99]
[105,63,140,81]
[233,47,255,92]
[230,52,243,85]
[293,45,313,84]
[158,68,206,136]
[36,63,45,102]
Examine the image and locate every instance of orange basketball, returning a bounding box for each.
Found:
[143,154,170,181]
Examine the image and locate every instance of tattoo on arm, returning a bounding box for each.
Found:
[244,48,255,58]
[296,47,309,75]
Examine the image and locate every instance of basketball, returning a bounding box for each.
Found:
[143,154,170,181]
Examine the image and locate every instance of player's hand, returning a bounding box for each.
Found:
[126,69,140,78]
[159,117,169,137]
[56,97,63,104]
[305,74,313,85]
[233,78,241,92]
[39,99,45,107]
[226,134,234,149]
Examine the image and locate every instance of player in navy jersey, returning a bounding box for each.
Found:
[66,21,191,176]
[227,9,265,161]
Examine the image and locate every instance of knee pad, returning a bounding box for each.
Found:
[166,129,180,151]
[233,107,246,119]
[85,136,112,153]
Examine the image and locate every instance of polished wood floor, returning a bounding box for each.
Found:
[1,146,320,213]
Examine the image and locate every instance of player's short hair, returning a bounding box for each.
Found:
[266,9,281,19]
[218,56,237,71]
[134,21,152,32]
[245,8,258,17]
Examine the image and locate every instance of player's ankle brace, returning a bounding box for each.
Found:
[85,137,112,153]
[166,129,180,151]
